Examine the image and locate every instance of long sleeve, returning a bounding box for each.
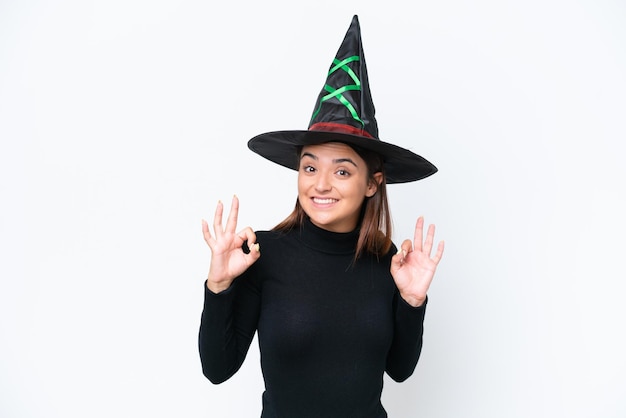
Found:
[198,271,261,384]
[385,293,427,382]
[198,223,431,416]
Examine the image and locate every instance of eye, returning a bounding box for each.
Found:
[302,165,316,173]
[336,169,350,177]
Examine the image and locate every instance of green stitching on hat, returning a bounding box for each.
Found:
[310,56,364,126]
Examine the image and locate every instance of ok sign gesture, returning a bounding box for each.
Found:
[390,217,444,307]
[202,195,261,293]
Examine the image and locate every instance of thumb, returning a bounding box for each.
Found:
[391,241,410,270]
[244,241,261,266]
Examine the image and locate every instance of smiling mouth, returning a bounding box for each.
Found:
[312,197,338,204]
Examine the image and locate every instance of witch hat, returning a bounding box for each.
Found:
[247,15,437,183]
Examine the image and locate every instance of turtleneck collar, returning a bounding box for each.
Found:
[295,217,360,255]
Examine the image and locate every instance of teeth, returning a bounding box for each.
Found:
[313,198,337,204]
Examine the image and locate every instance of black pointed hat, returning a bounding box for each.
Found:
[247,15,437,183]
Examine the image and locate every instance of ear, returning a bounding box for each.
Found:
[365,172,383,197]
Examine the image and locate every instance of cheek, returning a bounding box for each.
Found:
[339,181,367,200]
[355,177,373,196]
[297,175,306,192]
[297,175,312,197]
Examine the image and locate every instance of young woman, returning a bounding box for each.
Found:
[198,15,444,417]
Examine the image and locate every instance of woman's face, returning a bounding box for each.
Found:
[298,142,380,233]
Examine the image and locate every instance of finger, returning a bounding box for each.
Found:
[237,227,257,249]
[400,239,412,256]
[202,219,214,246]
[423,223,435,256]
[390,248,405,271]
[432,240,445,265]
[225,195,239,234]
[413,217,424,252]
[395,239,412,264]
[238,227,260,263]
[213,200,224,239]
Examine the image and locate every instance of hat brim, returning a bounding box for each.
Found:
[247,130,437,184]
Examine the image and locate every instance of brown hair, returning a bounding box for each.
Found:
[272,144,393,259]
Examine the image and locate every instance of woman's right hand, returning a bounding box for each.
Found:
[202,195,261,293]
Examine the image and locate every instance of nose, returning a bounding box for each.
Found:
[314,171,332,192]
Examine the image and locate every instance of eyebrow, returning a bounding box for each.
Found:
[300,152,359,167]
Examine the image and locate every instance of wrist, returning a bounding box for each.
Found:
[206,279,232,294]
[400,293,426,308]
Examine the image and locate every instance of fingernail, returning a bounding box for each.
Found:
[254,243,260,252]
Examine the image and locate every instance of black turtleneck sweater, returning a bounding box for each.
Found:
[199,218,427,417]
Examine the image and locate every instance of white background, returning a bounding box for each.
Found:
[1,0,625,417]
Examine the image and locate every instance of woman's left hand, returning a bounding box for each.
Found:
[390,217,445,307]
